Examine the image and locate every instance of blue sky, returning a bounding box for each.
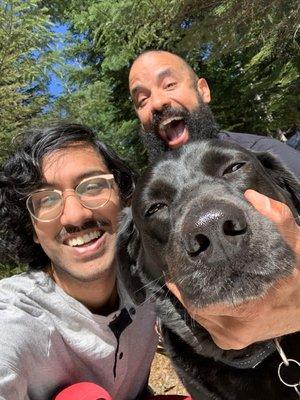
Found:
[48,24,69,98]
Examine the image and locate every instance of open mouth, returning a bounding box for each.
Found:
[65,229,104,247]
[158,116,189,149]
[62,228,107,257]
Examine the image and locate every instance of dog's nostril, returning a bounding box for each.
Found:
[187,234,210,257]
[196,234,210,251]
[223,220,247,236]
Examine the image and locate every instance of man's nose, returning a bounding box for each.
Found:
[60,193,93,227]
[150,89,170,112]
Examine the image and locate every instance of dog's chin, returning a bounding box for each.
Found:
[166,253,294,308]
[177,284,269,310]
[165,230,295,308]
[168,277,271,309]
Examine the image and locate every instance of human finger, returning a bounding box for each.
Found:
[244,189,300,253]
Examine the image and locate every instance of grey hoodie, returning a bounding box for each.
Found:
[0,271,157,400]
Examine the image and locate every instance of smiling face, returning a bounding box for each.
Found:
[32,144,120,284]
[129,51,211,149]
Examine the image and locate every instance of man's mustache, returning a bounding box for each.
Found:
[151,106,188,132]
[56,219,108,241]
[140,100,219,163]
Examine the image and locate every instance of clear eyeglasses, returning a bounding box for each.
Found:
[26,174,114,222]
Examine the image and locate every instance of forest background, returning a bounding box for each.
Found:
[0,0,299,276]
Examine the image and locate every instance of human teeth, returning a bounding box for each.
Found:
[69,238,76,247]
[83,234,90,242]
[66,230,102,247]
[160,116,183,127]
[77,237,84,245]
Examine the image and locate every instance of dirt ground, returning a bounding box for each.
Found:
[149,352,187,395]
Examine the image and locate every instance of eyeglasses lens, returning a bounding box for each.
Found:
[77,177,111,209]
[28,191,62,221]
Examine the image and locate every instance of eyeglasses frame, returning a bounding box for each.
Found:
[26,174,115,222]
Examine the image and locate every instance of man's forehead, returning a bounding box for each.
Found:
[42,144,98,163]
[40,144,108,184]
[130,67,180,93]
[129,52,187,88]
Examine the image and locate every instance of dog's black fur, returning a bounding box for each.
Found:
[117,140,300,399]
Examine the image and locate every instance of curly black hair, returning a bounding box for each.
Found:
[0,122,136,270]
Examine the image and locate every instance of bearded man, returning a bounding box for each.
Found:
[128,50,300,350]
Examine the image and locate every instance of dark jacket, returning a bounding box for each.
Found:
[219,131,300,179]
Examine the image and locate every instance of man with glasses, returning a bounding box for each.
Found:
[0,123,158,399]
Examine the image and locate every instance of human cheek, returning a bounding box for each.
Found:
[96,200,120,233]
[173,86,197,109]
[33,220,61,245]
[136,106,152,129]
[110,202,121,232]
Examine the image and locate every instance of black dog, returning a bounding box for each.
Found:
[118,139,300,400]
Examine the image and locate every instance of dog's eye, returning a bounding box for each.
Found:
[222,162,245,175]
[145,203,167,217]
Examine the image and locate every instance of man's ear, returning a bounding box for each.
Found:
[255,152,300,215]
[117,207,146,304]
[197,78,211,103]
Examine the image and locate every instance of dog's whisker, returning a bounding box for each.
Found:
[138,280,167,307]
[134,275,163,294]
[136,287,164,306]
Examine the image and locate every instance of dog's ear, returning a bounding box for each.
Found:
[255,152,300,214]
[117,207,146,304]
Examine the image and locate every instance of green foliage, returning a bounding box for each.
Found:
[175,1,300,133]
[52,80,146,168]
[0,0,59,163]
[0,263,25,279]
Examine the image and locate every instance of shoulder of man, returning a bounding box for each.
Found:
[0,272,52,357]
[218,131,300,179]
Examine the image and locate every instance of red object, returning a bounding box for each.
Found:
[54,382,112,400]
[149,396,192,399]
[54,382,192,400]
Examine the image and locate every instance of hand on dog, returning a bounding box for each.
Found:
[166,189,300,350]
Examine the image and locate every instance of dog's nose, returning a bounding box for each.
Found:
[182,201,248,262]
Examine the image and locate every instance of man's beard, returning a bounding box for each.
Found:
[140,100,219,163]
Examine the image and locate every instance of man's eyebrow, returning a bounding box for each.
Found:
[130,68,176,97]
[157,68,174,81]
[39,170,108,189]
[77,170,108,182]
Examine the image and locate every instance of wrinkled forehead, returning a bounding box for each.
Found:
[129,52,188,91]
[134,140,255,200]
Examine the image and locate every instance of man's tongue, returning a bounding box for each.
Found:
[160,120,189,148]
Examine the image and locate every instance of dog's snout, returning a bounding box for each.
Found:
[182,201,248,261]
